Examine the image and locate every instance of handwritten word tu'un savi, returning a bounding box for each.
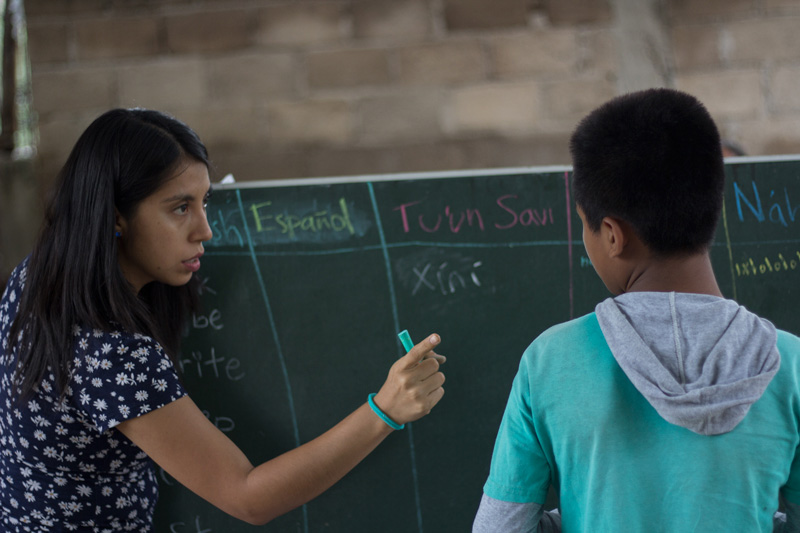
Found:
[735,251,800,277]
[734,181,800,227]
[393,194,554,234]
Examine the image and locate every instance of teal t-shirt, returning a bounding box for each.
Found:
[484,313,800,532]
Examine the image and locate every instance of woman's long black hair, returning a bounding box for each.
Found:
[9,108,210,400]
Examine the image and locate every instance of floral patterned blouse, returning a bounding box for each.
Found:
[0,259,187,532]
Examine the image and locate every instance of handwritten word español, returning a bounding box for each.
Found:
[393,194,554,234]
[250,197,355,239]
[734,250,800,277]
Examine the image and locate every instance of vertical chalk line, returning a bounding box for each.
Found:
[564,172,574,319]
[721,197,738,301]
[234,190,308,533]
[367,181,425,533]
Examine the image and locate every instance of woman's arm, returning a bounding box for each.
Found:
[117,334,445,525]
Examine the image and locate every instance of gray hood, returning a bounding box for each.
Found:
[595,292,780,436]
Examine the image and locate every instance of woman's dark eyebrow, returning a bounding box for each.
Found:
[161,193,194,204]
[161,188,212,204]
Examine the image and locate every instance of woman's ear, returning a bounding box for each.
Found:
[114,208,126,237]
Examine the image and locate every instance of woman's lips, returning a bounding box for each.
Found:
[183,253,203,272]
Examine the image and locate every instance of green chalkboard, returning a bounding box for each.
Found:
[154,157,800,532]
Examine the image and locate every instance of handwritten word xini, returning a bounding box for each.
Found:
[412,261,483,295]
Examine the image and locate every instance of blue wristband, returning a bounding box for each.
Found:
[367,393,405,430]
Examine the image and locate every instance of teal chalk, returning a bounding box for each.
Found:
[398,330,414,353]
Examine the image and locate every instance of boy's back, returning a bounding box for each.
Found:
[474,89,800,532]
[482,297,800,532]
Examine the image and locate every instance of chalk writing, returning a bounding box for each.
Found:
[733,181,800,227]
[170,516,212,533]
[250,197,355,239]
[196,276,218,296]
[202,409,236,433]
[393,201,485,233]
[734,250,800,277]
[494,195,554,230]
[192,309,224,330]
[208,208,245,248]
[410,261,483,296]
[580,256,593,268]
[178,347,244,381]
[393,194,554,234]
[159,467,174,486]
[395,250,488,297]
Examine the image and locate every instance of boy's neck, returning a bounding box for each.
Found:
[623,251,723,297]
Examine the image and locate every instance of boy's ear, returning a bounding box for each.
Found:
[601,216,627,258]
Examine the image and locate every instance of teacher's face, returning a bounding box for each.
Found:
[116,159,213,293]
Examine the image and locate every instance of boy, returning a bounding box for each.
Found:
[473,88,800,532]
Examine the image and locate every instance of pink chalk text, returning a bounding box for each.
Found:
[393,194,554,234]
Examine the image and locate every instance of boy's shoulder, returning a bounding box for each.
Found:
[521,312,620,382]
[526,312,604,354]
[542,312,599,337]
[777,328,800,355]
[768,329,800,396]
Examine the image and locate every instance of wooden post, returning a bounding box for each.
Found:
[0,0,18,152]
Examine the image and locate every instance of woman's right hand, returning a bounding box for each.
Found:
[118,333,446,526]
[371,334,446,426]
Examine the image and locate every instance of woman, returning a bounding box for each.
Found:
[0,109,445,531]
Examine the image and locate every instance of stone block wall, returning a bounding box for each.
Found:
[21,0,800,189]
[21,0,611,187]
[670,0,800,154]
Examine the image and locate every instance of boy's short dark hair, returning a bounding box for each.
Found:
[570,88,725,256]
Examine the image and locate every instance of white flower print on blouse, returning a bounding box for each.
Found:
[0,259,188,532]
